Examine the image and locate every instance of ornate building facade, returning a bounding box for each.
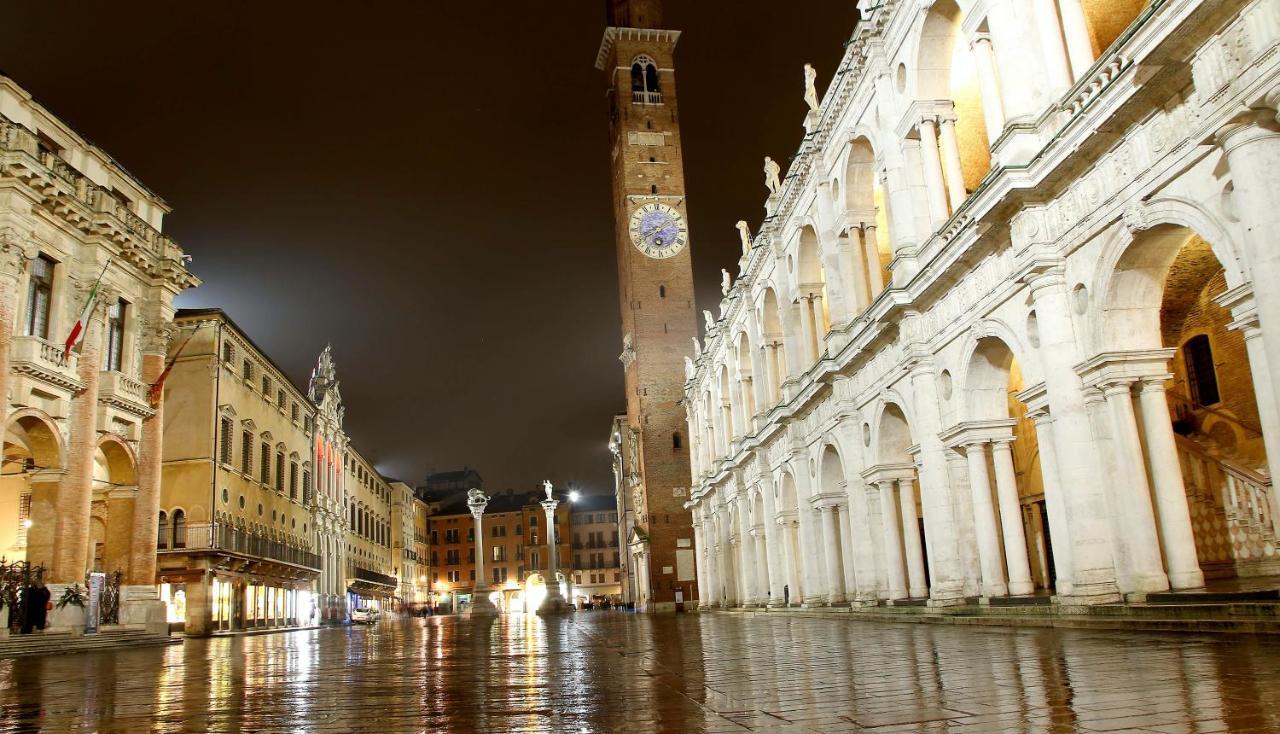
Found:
[686,0,1280,610]
[0,74,197,632]
[158,309,319,635]
[308,346,350,621]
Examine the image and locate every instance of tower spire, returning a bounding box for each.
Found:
[606,0,663,29]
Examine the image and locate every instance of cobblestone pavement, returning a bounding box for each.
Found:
[1,613,1279,733]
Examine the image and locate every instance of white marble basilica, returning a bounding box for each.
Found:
[686,0,1280,609]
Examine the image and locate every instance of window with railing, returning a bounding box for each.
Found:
[630,55,662,104]
[103,299,126,372]
[172,509,186,549]
[24,255,54,339]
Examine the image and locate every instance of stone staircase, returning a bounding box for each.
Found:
[0,626,179,658]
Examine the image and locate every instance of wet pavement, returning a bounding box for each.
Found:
[1,613,1279,733]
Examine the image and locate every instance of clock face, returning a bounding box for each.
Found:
[628,203,688,259]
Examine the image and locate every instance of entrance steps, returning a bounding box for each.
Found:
[0,626,179,658]
[713,598,1280,634]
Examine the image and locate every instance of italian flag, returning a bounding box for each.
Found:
[63,260,110,362]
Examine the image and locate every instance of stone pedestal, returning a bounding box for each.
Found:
[463,588,498,618]
[184,579,213,637]
[537,584,568,615]
[119,584,169,634]
[45,583,87,635]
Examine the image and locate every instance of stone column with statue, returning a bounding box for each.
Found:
[462,489,498,617]
[538,480,568,614]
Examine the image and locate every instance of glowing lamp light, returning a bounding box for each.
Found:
[22,519,33,529]
[568,490,581,503]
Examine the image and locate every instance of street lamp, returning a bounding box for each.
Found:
[568,490,581,503]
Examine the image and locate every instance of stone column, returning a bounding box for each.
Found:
[1136,380,1204,590]
[937,115,967,212]
[1101,382,1169,593]
[778,517,795,604]
[741,376,756,432]
[861,224,885,296]
[1056,0,1096,79]
[762,344,779,405]
[819,504,845,604]
[0,233,28,413]
[837,504,857,600]
[877,480,907,600]
[53,284,112,584]
[970,33,1006,144]
[700,507,720,607]
[907,356,963,602]
[797,295,817,367]
[896,476,928,599]
[761,483,785,607]
[735,492,756,606]
[1027,411,1074,594]
[1030,0,1073,93]
[1217,110,1280,470]
[844,477,878,604]
[121,321,172,632]
[1025,269,1119,602]
[692,515,708,606]
[538,491,568,613]
[917,117,950,226]
[464,491,497,616]
[752,528,770,607]
[797,505,826,606]
[990,440,1035,596]
[184,573,213,638]
[963,442,1008,597]
[811,294,826,353]
[1219,291,1280,540]
[839,231,869,313]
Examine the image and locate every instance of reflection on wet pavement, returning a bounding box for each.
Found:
[1,613,1279,732]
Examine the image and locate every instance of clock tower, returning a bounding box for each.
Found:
[597,0,699,611]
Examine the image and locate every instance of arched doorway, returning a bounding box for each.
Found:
[1100,224,1275,582]
[2,412,64,568]
[869,403,929,600]
[777,472,803,605]
[92,436,138,576]
[961,336,1053,595]
[816,444,849,604]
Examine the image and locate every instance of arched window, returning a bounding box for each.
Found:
[1184,334,1220,406]
[157,511,169,549]
[672,431,682,450]
[172,509,187,549]
[630,55,662,104]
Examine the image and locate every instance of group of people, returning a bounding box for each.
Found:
[14,580,50,634]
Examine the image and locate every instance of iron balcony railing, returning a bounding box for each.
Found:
[351,566,398,588]
[160,522,321,571]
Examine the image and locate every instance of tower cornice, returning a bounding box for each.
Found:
[595,27,682,70]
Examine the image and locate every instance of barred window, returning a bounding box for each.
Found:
[219,418,234,465]
[242,358,253,382]
[222,341,234,364]
[289,462,299,500]
[260,442,270,484]
[274,451,285,492]
[240,431,253,474]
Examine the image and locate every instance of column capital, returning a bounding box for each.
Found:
[1215,108,1280,154]
[1021,261,1068,297]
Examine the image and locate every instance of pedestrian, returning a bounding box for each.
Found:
[21,581,50,634]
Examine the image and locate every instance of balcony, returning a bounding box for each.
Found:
[10,335,82,392]
[99,369,153,417]
[631,90,663,105]
[160,522,321,571]
[351,566,398,589]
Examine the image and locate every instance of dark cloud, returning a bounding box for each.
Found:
[1,1,856,492]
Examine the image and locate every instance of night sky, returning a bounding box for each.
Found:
[1,2,857,494]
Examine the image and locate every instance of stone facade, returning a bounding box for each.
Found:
[570,496,623,605]
[686,0,1280,611]
[597,0,700,612]
[0,74,197,633]
[158,309,318,635]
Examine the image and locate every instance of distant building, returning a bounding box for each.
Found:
[570,495,622,606]
[426,488,571,614]
[420,468,482,498]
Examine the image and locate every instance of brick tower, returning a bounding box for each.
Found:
[596,0,698,611]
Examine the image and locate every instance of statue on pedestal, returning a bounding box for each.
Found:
[736,221,752,256]
[804,63,820,111]
[721,269,732,296]
[764,157,782,197]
